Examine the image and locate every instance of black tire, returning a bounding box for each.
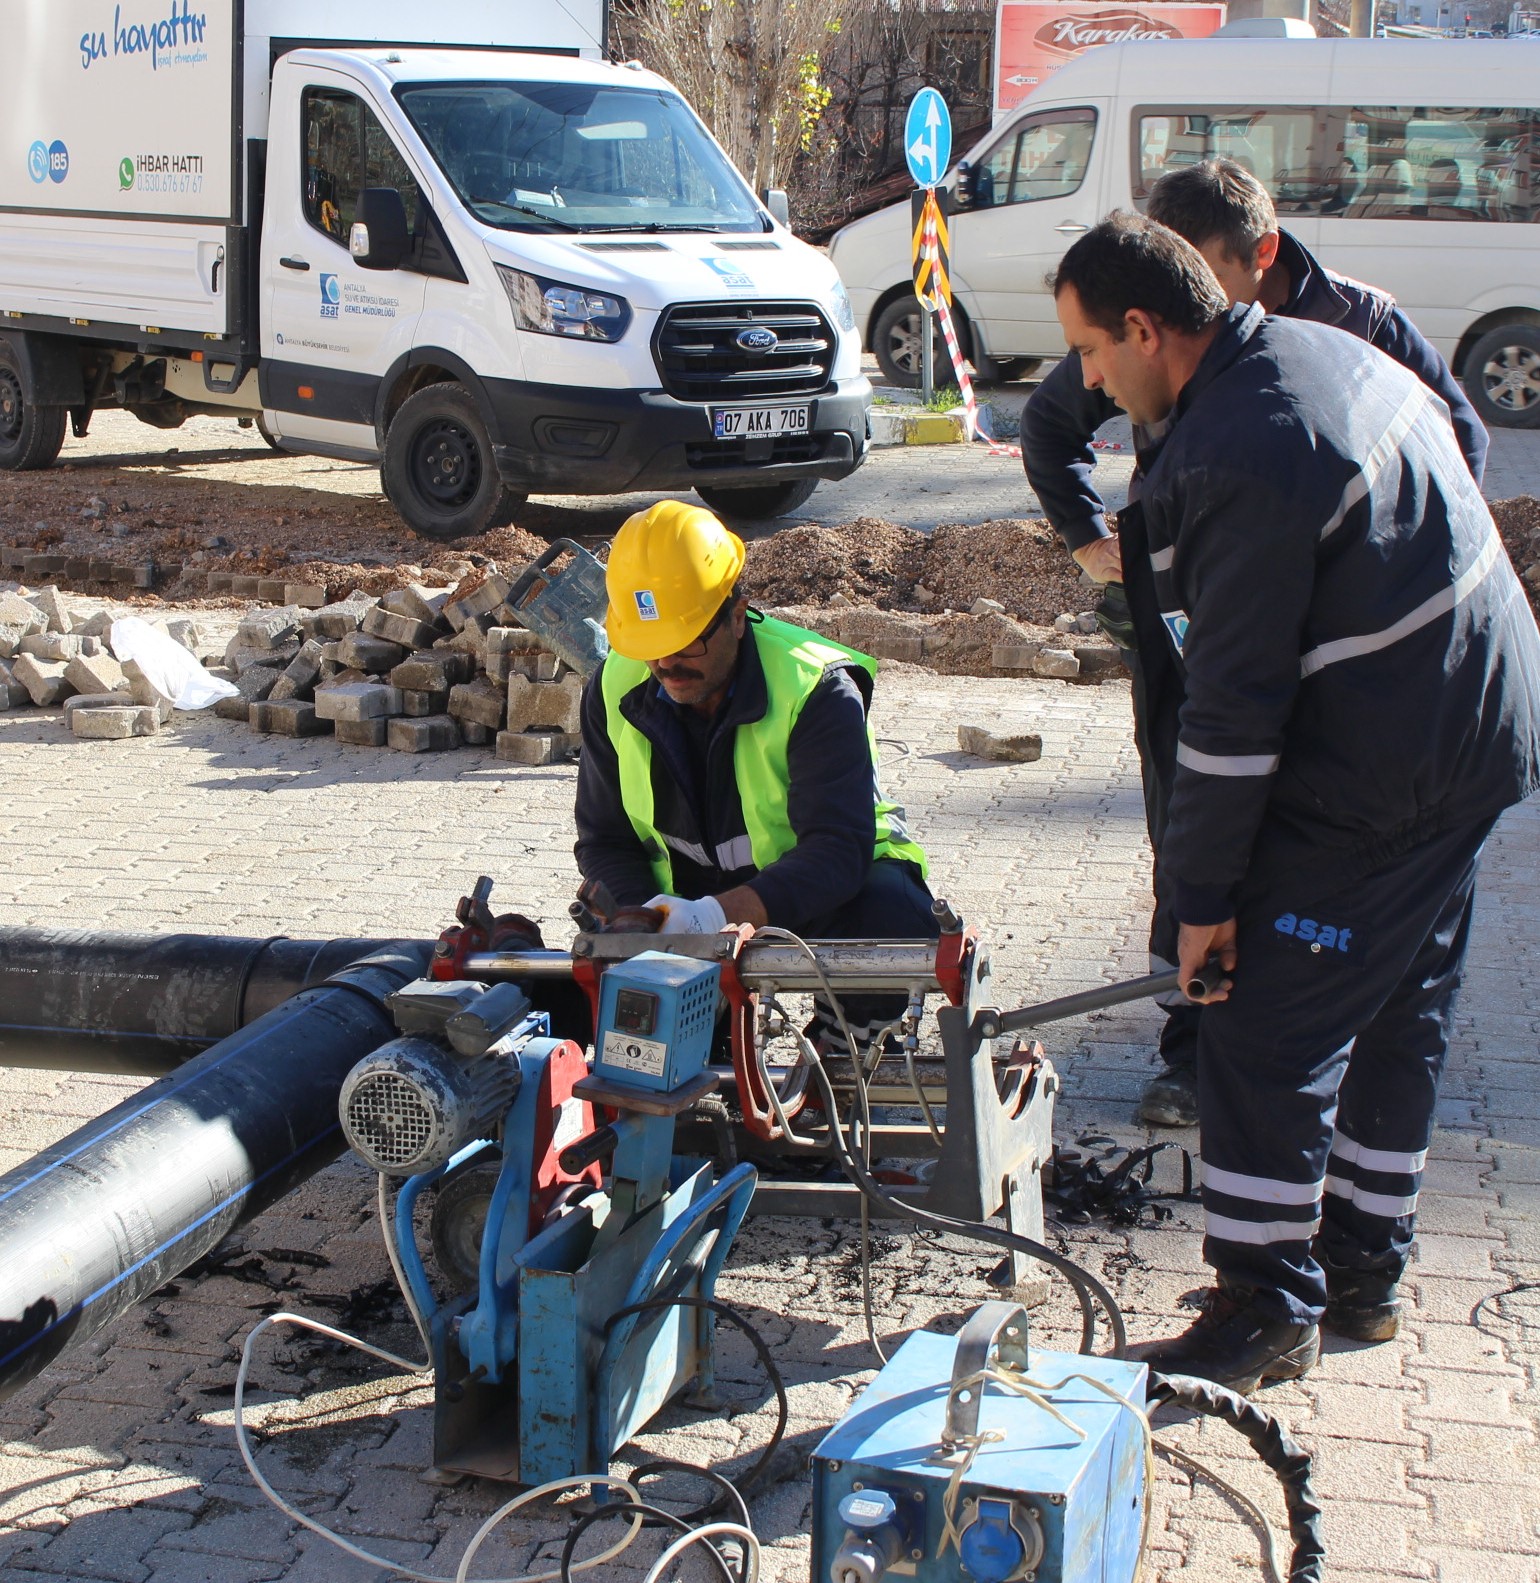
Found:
[0,348,67,471]
[696,477,820,521]
[872,296,951,389]
[428,1160,501,1294]
[1464,324,1540,429]
[255,414,284,451]
[382,383,508,540]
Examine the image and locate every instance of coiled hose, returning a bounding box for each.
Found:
[1148,1372,1326,1583]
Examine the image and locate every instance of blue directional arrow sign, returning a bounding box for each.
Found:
[904,87,952,189]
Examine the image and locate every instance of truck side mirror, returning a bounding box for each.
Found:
[350,187,410,270]
[954,162,977,210]
[760,187,791,226]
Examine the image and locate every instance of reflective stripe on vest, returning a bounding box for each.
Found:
[600,616,928,894]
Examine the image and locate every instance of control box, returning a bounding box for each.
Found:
[593,950,719,1095]
[811,1305,1147,1583]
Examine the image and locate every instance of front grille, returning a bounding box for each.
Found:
[685,433,826,469]
[654,301,835,402]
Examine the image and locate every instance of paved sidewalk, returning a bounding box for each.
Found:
[0,669,1535,1583]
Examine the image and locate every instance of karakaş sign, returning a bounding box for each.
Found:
[994,2,1227,117]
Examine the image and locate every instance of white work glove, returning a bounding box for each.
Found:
[644,893,728,935]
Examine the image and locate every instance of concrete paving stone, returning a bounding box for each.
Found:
[1411,1369,1530,1429]
[157,1484,298,1562]
[1417,1480,1540,1553]
[1417,1549,1540,1583]
[6,1504,196,1582]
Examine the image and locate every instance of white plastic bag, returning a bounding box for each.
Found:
[110,616,239,711]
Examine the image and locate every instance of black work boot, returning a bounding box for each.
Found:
[1139,1065,1198,1126]
[1134,1286,1320,1395]
[1139,1003,1201,1126]
[1321,1255,1403,1342]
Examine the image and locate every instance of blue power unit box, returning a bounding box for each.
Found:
[811,1317,1147,1583]
[593,951,719,1094]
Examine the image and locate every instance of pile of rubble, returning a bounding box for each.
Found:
[0,576,582,761]
[214,575,580,761]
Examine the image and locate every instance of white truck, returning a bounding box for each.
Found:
[1,1,870,536]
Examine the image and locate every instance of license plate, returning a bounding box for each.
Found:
[712,404,811,438]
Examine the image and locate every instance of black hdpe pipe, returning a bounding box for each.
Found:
[0,929,394,1076]
[0,940,428,1401]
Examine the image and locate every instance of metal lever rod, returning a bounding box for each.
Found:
[972,959,1229,1042]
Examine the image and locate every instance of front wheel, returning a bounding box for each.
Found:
[696,477,820,521]
[872,296,948,389]
[0,349,67,471]
[382,383,512,540]
[1464,324,1540,429]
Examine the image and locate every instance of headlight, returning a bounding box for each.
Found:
[830,279,857,334]
[496,265,632,342]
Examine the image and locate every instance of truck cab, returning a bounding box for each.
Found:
[0,3,869,537]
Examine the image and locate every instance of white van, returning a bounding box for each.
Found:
[830,38,1540,429]
[0,1,868,536]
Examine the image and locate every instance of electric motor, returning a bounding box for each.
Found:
[339,1036,521,1175]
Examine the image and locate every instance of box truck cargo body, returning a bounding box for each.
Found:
[0,1,869,535]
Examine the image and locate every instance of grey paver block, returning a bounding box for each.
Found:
[11,652,75,706]
[448,677,506,730]
[388,715,460,753]
[334,716,389,747]
[335,631,409,674]
[313,682,404,723]
[71,706,160,740]
[495,729,580,765]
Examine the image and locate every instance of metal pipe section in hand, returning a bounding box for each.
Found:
[0,942,428,1401]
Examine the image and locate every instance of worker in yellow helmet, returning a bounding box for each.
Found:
[575,499,938,1046]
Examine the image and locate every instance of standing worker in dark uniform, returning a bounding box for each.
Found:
[1050,213,1540,1392]
[1023,160,1488,1128]
[575,499,937,1047]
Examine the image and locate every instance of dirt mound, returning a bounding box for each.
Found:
[1492,495,1540,621]
[918,518,1089,627]
[742,518,925,608]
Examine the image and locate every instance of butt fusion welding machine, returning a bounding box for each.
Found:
[335,878,1184,1576]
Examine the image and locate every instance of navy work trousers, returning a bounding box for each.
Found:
[1196,816,1494,1326]
[802,857,938,1046]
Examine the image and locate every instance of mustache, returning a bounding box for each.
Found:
[656,666,704,683]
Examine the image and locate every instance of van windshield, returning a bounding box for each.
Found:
[396,80,767,233]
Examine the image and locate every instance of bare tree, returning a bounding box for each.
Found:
[620,0,844,192]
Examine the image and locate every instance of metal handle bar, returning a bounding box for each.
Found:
[971,959,1228,1043]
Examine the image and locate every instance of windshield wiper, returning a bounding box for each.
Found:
[587,222,750,234]
[469,198,584,232]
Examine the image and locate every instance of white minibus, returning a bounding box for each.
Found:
[831,38,1540,428]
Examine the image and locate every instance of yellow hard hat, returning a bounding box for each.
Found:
[604,500,746,662]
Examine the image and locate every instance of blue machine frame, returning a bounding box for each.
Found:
[388,959,758,1483]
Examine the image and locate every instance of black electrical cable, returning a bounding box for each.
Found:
[1148,1371,1326,1583]
[628,1458,752,1528]
[803,1046,1128,1356]
[556,1498,740,1583]
[600,1295,790,1498]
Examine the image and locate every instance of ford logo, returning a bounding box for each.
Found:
[736,327,778,353]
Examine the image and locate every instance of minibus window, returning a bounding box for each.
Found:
[972,109,1096,209]
[1335,108,1535,222]
[1133,108,1328,214]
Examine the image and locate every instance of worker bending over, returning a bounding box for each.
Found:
[1050,214,1539,1392]
[1024,159,1487,1128]
[575,500,937,1045]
